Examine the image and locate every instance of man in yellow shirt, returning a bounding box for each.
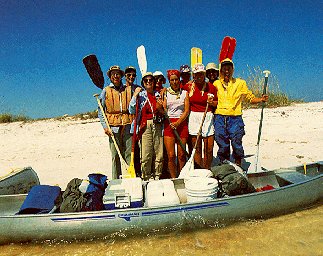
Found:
[213,58,268,166]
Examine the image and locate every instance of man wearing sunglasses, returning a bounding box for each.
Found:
[98,65,134,179]
[124,66,140,92]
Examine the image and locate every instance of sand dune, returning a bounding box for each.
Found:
[1,101,322,188]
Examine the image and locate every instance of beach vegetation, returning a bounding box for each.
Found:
[0,113,30,123]
[242,66,303,109]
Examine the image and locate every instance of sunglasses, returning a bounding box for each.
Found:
[111,72,121,77]
[126,73,136,78]
[144,78,154,83]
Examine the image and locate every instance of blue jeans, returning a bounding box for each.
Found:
[214,115,245,162]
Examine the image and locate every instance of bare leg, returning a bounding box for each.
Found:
[164,136,177,178]
[203,136,214,169]
[191,136,203,168]
[177,138,187,172]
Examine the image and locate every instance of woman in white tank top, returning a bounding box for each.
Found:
[160,70,190,178]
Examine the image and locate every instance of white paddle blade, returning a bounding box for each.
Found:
[137,45,147,76]
[246,155,263,174]
[178,149,196,179]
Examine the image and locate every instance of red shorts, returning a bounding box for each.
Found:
[164,118,189,139]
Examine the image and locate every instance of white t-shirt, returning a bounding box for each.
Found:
[166,89,187,118]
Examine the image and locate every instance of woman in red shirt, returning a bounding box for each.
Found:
[130,72,164,181]
[182,63,217,169]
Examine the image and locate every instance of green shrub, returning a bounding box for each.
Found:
[242,66,303,109]
[0,113,30,123]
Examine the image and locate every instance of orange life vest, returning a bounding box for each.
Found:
[104,85,134,126]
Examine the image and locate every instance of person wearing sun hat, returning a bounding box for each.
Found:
[153,71,166,92]
[98,65,134,179]
[129,72,165,181]
[206,62,219,83]
[213,58,269,167]
[179,64,191,87]
[182,63,218,169]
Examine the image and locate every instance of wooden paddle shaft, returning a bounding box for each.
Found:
[193,102,209,150]
[93,94,129,167]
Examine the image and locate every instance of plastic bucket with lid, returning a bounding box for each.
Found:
[185,177,218,203]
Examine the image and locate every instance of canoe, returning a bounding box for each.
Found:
[0,161,322,244]
[0,167,40,195]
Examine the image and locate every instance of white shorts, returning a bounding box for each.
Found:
[188,111,215,137]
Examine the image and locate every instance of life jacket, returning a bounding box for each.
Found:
[105,85,134,126]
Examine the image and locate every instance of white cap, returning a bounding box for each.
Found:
[153,71,164,77]
[206,62,219,71]
[192,63,206,74]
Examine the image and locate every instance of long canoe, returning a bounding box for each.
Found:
[0,167,40,195]
[0,161,322,244]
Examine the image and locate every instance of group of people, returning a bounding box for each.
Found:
[98,58,268,181]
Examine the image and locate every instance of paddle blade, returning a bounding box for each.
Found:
[244,155,263,174]
[219,36,231,63]
[178,149,196,179]
[227,37,237,60]
[127,153,136,178]
[219,36,237,63]
[83,54,105,89]
[137,45,147,76]
[191,47,202,68]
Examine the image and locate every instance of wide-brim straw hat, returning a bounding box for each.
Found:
[107,65,124,78]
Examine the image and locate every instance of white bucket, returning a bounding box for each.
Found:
[185,177,218,203]
[185,168,213,179]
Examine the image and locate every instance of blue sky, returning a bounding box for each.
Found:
[0,0,322,118]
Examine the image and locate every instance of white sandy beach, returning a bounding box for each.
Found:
[1,101,322,188]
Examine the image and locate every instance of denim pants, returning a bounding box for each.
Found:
[109,125,132,179]
[214,115,245,162]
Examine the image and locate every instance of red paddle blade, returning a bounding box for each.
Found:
[219,36,231,63]
[227,37,237,60]
[83,54,105,90]
[219,36,237,63]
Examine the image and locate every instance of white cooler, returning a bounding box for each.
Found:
[146,179,180,207]
[103,178,143,210]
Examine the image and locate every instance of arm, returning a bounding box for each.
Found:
[251,94,269,104]
[156,92,165,115]
[129,87,142,114]
[97,89,107,129]
[207,83,218,107]
[97,89,113,136]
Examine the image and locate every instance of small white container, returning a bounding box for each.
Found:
[146,179,180,207]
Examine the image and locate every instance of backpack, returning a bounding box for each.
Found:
[211,164,256,197]
[59,174,107,213]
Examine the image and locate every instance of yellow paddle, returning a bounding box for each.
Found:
[191,47,202,68]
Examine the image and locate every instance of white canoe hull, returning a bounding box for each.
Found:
[0,162,322,244]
